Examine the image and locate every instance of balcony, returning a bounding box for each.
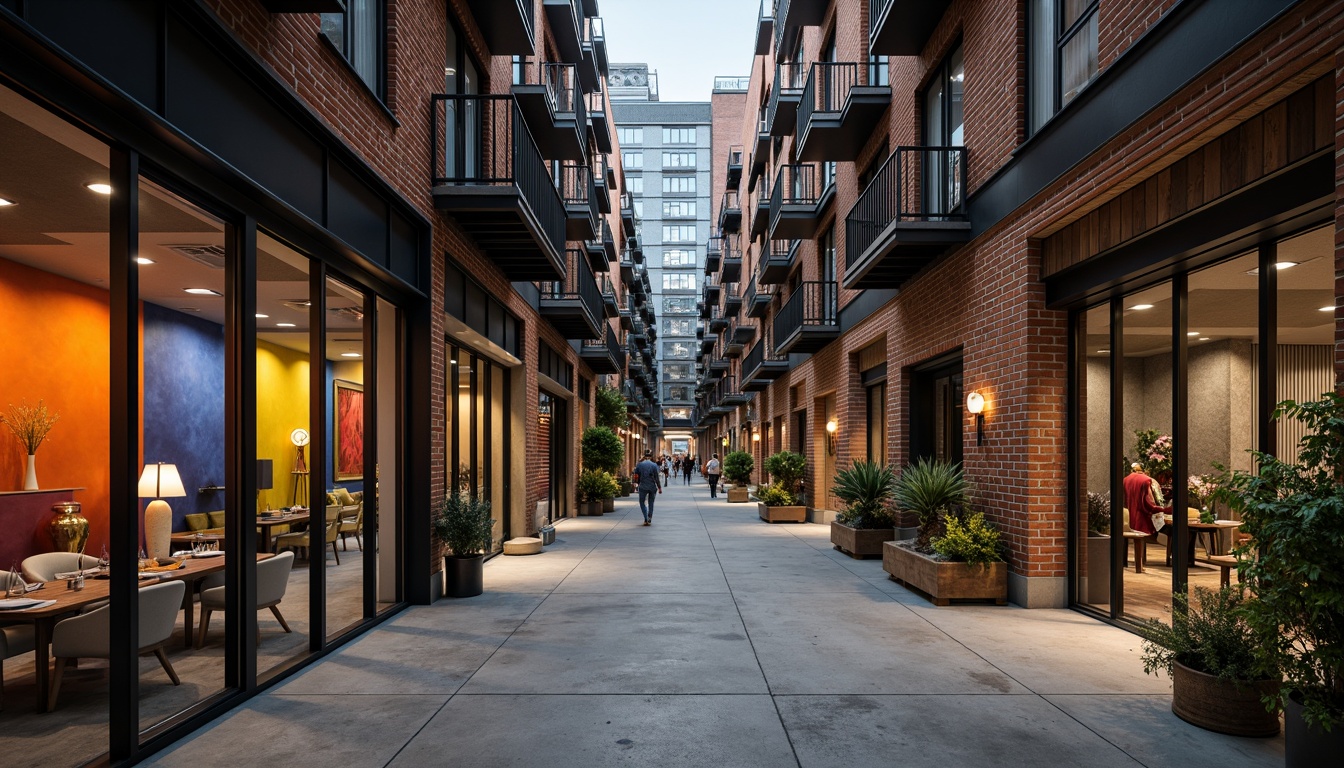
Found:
[577,18,604,93]
[721,239,742,283]
[593,154,611,213]
[708,343,730,376]
[733,315,757,346]
[708,303,728,333]
[700,332,716,354]
[584,237,606,273]
[749,109,769,192]
[716,374,754,408]
[512,63,588,161]
[742,336,789,391]
[464,0,535,54]
[578,324,624,374]
[619,191,637,236]
[766,60,805,137]
[560,163,598,241]
[589,91,613,155]
[754,0,773,56]
[724,318,745,358]
[769,164,825,241]
[431,95,565,280]
[704,274,721,306]
[597,218,617,262]
[844,146,970,289]
[751,174,769,237]
[773,0,826,57]
[871,0,950,56]
[796,62,891,162]
[773,280,839,354]
[745,275,773,318]
[704,235,722,275]
[618,247,634,282]
[538,249,604,339]
[759,239,797,284]
[726,145,744,188]
[587,17,610,78]
[722,281,742,316]
[543,0,584,64]
[719,189,742,234]
[599,273,619,318]
[619,297,633,330]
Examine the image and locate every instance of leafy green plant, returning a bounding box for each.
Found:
[765,451,806,499]
[577,469,619,503]
[595,386,629,430]
[581,426,624,473]
[1139,586,1274,685]
[930,511,1002,566]
[756,482,796,507]
[833,460,897,529]
[1217,393,1344,729]
[1086,492,1111,536]
[723,451,754,485]
[894,458,967,548]
[433,490,494,558]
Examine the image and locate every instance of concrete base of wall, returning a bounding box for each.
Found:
[806,507,838,524]
[1007,572,1068,608]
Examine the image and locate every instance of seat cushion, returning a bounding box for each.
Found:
[332,487,357,507]
[503,537,543,555]
[207,510,226,529]
[185,512,211,532]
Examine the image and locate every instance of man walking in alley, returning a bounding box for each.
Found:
[634,450,662,525]
[705,453,721,499]
[683,455,693,485]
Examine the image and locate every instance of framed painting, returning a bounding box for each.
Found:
[333,379,364,481]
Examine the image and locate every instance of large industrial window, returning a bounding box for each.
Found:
[663,225,697,242]
[618,127,643,145]
[662,273,697,291]
[663,127,696,143]
[662,151,697,167]
[663,201,698,218]
[1029,0,1099,134]
[662,175,696,194]
[622,151,643,169]
[663,249,696,266]
[321,0,385,98]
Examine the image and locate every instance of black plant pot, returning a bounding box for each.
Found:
[444,554,484,598]
[1286,690,1343,768]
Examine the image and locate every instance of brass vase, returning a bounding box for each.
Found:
[49,501,90,553]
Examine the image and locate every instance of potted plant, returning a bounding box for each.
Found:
[830,460,898,558]
[576,469,607,516]
[723,450,754,502]
[433,489,494,598]
[1218,394,1344,766]
[756,482,805,523]
[581,426,624,512]
[1139,586,1280,737]
[883,459,1007,605]
[598,470,620,513]
[1085,491,1111,604]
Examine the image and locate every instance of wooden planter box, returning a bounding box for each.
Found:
[882,541,1007,606]
[830,522,894,559]
[758,503,807,523]
[1171,661,1279,737]
[578,501,603,516]
[727,487,750,503]
[602,498,615,514]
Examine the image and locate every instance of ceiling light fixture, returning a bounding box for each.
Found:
[86,183,112,194]
[255,313,269,319]
[276,323,296,328]
[1129,303,1154,311]
[340,352,361,358]
[134,257,154,265]
[1187,331,1199,336]
[184,288,221,296]
[1275,261,1298,270]
[1199,337,1210,341]
[0,197,15,207]
[1098,349,1109,354]
[1321,306,1336,313]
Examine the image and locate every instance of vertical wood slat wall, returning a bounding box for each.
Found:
[1249,344,1334,459]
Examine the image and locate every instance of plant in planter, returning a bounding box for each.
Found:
[581,426,625,511]
[765,450,806,498]
[433,490,494,598]
[1139,586,1279,737]
[576,469,610,516]
[723,451,754,502]
[1216,393,1344,763]
[1084,491,1112,604]
[830,460,898,558]
[759,452,807,523]
[893,458,967,548]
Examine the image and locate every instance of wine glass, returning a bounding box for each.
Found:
[98,544,110,569]
[138,548,148,572]
[6,563,27,598]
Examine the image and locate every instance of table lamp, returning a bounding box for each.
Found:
[138,462,186,560]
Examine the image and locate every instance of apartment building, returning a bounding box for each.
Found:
[697,0,1342,621]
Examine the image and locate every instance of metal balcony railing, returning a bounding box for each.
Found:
[560,162,597,214]
[540,62,585,119]
[767,60,806,134]
[774,280,838,344]
[799,62,860,128]
[772,163,820,210]
[845,146,967,270]
[538,248,603,329]
[744,334,788,373]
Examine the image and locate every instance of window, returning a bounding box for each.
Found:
[663,341,694,358]
[663,175,696,194]
[663,318,694,336]
[663,225,697,242]
[662,151,697,168]
[662,407,692,420]
[622,151,643,169]
[663,297,696,314]
[864,370,887,466]
[663,201,697,218]
[662,273,697,291]
[664,362,693,380]
[628,176,643,194]
[321,1,385,97]
[634,201,644,217]
[663,249,696,266]
[665,384,692,401]
[910,354,963,467]
[618,127,643,145]
[1029,0,1099,134]
[924,43,965,215]
[868,54,889,87]
[663,127,696,144]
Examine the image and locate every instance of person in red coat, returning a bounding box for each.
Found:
[1124,463,1170,535]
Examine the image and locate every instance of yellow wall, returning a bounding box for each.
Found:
[257,340,310,508]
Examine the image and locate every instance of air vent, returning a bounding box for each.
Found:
[282,299,313,313]
[167,244,226,269]
[329,306,365,322]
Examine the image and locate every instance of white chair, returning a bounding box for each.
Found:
[48,579,185,710]
[0,571,37,711]
[196,552,294,649]
[21,552,101,582]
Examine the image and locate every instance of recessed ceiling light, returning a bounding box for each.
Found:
[1187,331,1199,336]
[1275,261,1298,270]
[1129,303,1154,311]
[1098,349,1109,354]
[134,257,155,265]
[184,288,221,296]
[450,359,457,364]
[340,352,361,358]
[255,313,269,319]
[86,183,112,194]
[0,197,15,206]
[1199,337,1210,341]
[1321,306,1335,312]
[276,323,297,328]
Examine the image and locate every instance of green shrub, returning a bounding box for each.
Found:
[931,511,1002,566]
[433,490,494,557]
[1139,586,1273,685]
[577,469,619,502]
[580,426,624,473]
[756,482,796,507]
[765,451,806,498]
[833,460,898,529]
[894,458,967,548]
[723,451,754,485]
[1086,492,1111,536]
[595,386,629,430]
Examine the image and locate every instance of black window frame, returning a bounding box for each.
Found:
[320,0,389,102]
[1027,0,1101,136]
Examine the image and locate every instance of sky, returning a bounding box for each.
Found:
[598,0,763,102]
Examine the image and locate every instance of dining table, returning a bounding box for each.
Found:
[0,553,270,714]
[1163,516,1243,563]
[255,509,310,553]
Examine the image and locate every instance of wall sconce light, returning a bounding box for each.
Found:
[825,419,838,455]
[966,391,985,447]
[752,432,760,442]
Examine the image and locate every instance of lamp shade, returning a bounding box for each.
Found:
[257,459,274,491]
[137,462,186,499]
[966,391,985,415]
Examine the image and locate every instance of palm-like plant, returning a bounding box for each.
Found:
[833,460,898,529]
[894,458,967,548]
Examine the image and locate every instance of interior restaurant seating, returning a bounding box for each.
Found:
[196,552,294,648]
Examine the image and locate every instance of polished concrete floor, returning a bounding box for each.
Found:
[144,482,1283,768]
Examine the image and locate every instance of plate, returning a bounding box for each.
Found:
[192,550,225,558]
[0,597,44,610]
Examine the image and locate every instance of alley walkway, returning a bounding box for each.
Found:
[147,481,1282,767]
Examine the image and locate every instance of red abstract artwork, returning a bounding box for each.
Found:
[334,380,364,481]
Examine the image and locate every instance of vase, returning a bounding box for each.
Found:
[24,453,37,491]
[49,501,90,554]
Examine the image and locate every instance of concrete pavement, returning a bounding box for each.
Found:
[146,480,1283,767]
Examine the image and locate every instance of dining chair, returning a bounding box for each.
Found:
[339,503,363,551]
[196,552,294,648]
[275,507,343,564]
[21,552,101,582]
[0,571,37,712]
[47,579,186,710]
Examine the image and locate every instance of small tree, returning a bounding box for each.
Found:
[722,451,754,486]
[595,386,629,430]
[581,426,624,473]
[765,451,806,501]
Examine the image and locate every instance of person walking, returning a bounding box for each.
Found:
[682,455,693,485]
[633,450,662,525]
[662,455,671,484]
[704,453,722,499]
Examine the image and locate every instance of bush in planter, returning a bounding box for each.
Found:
[756,483,796,507]
[894,458,967,548]
[930,512,1004,566]
[833,460,898,529]
[1217,393,1344,732]
[581,426,624,474]
[722,451,754,487]
[595,385,629,430]
[433,490,493,556]
[577,469,616,503]
[765,451,806,499]
[1087,491,1111,536]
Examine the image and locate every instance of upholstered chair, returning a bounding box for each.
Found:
[196,551,294,648]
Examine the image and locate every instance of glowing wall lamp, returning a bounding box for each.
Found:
[966,391,986,446]
[825,419,838,455]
